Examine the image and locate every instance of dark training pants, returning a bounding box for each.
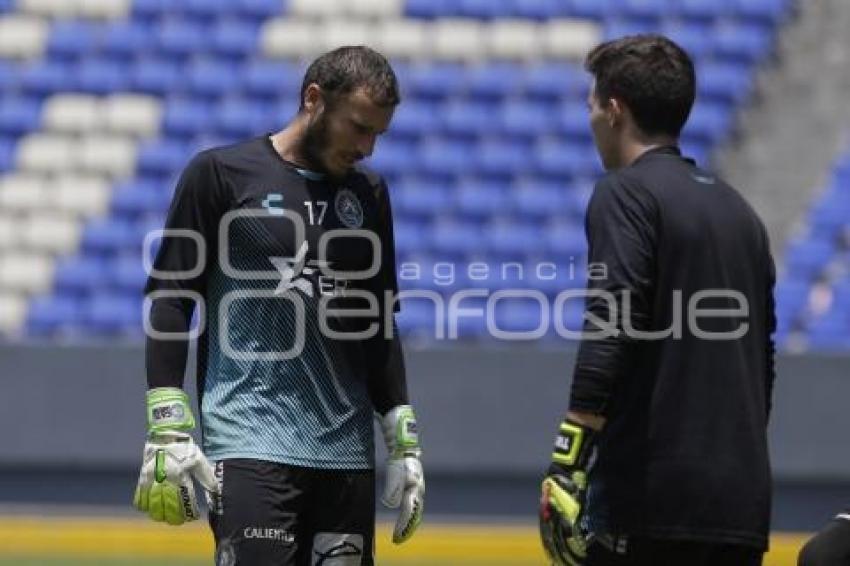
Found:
[586,536,764,566]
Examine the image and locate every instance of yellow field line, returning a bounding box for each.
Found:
[0,517,808,564]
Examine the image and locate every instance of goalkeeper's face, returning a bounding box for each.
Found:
[304,86,394,179]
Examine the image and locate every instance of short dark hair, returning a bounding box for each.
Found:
[300,46,400,110]
[585,34,696,138]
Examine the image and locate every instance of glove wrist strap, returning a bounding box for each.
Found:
[146,387,195,433]
[384,405,420,458]
[551,417,596,470]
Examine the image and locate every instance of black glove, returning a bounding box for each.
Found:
[539,418,597,566]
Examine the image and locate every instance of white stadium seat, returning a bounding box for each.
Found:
[0,253,54,294]
[542,20,601,59]
[77,0,132,20]
[42,95,102,134]
[0,215,20,251]
[0,174,47,211]
[321,20,370,53]
[431,19,486,61]
[77,135,137,178]
[288,0,341,19]
[261,19,320,59]
[344,0,403,19]
[51,175,112,217]
[16,134,75,174]
[104,95,162,138]
[377,20,428,60]
[18,0,77,18]
[487,20,541,61]
[0,16,48,60]
[0,293,27,334]
[21,212,81,254]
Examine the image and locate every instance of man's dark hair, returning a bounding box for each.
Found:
[300,46,400,110]
[585,34,696,138]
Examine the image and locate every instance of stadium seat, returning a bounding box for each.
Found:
[486,20,540,60]
[26,294,81,335]
[0,252,54,293]
[155,20,209,59]
[620,0,669,22]
[522,63,586,101]
[498,100,557,139]
[784,237,836,280]
[187,60,239,99]
[715,23,773,63]
[389,100,440,138]
[136,139,190,178]
[455,181,513,221]
[0,173,46,211]
[429,219,485,257]
[236,0,284,20]
[47,21,99,60]
[0,97,41,136]
[440,101,500,137]
[698,62,754,104]
[132,59,182,95]
[393,181,453,219]
[464,63,521,100]
[430,19,486,61]
[405,0,456,19]
[75,58,130,95]
[473,141,534,178]
[511,0,567,20]
[83,292,142,335]
[111,180,171,220]
[215,98,271,138]
[569,0,617,21]
[377,20,429,60]
[367,140,417,177]
[0,15,48,60]
[110,255,148,293]
[53,255,108,294]
[732,0,791,25]
[19,61,70,96]
[78,135,137,178]
[103,95,162,138]
[660,23,715,60]
[483,220,545,258]
[42,95,100,133]
[490,299,548,336]
[21,212,81,254]
[53,175,112,217]
[260,19,319,59]
[407,63,467,100]
[81,219,140,255]
[511,181,583,221]
[0,137,14,172]
[243,61,302,100]
[545,223,588,260]
[99,21,153,59]
[419,139,475,177]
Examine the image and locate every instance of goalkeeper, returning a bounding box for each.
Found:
[539,35,776,566]
[134,46,423,565]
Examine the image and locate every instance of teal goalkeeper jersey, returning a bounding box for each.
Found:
[144,137,401,470]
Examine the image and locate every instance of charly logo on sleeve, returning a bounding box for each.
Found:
[334,188,364,229]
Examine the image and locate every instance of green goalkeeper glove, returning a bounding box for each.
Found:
[539,418,597,566]
[133,387,219,525]
[380,405,424,544]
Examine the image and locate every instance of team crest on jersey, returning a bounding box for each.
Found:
[334,188,363,228]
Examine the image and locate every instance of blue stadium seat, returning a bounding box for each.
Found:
[26,295,81,335]
[75,58,130,94]
[132,59,182,95]
[458,0,512,18]
[393,220,429,255]
[395,298,439,337]
[155,20,209,59]
[368,140,417,178]
[83,293,142,335]
[545,222,588,260]
[441,101,500,138]
[808,188,850,238]
[534,142,600,179]
[162,98,211,138]
[53,255,108,294]
[522,64,586,101]
[556,103,592,141]
[132,0,169,20]
[136,139,192,178]
[111,180,172,220]
[474,141,534,178]
[211,20,259,59]
[491,299,548,336]
[182,0,232,21]
[47,21,99,60]
[390,101,439,139]
[465,64,520,100]
[684,103,735,143]
[698,62,754,104]
[623,0,673,21]
[100,21,153,59]
[715,23,773,63]
[498,101,557,139]
[110,255,148,293]
[676,0,734,21]
[237,0,284,20]
[603,20,656,41]
[393,181,453,219]
[429,219,485,257]
[81,219,140,255]
[215,98,271,138]
[552,294,586,333]
[419,139,475,177]
[570,0,618,20]
[243,61,301,99]
[0,97,40,135]
[187,60,239,98]
[807,313,850,350]
[784,237,836,279]
[407,64,467,100]
[774,278,809,321]
[484,221,545,258]
[511,182,583,221]
[405,0,456,18]
[732,0,791,25]
[455,181,513,221]
[510,0,564,19]
[0,136,12,172]
[19,62,69,95]
[660,23,715,60]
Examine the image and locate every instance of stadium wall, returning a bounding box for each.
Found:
[0,343,846,482]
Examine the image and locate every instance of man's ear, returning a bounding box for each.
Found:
[607,98,623,129]
[303,83,324,114]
